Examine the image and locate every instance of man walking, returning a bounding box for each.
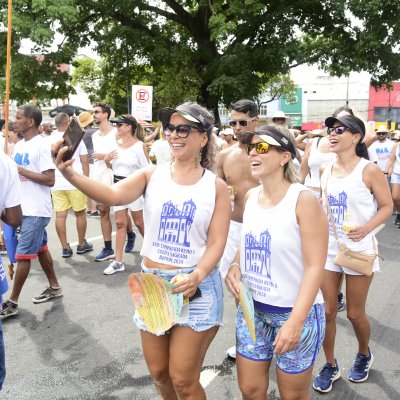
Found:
[91,103,117,261]
[50,113,93,258]
[0,104,62,320]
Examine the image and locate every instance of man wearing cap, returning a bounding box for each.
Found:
[91,103,118,262]
[217,99,260,359]
[49,113,93,258]
[220,128,236,149]
[368,125,395,174]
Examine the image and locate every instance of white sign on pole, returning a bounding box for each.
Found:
[132,85,153,121]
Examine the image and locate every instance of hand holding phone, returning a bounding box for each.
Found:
[61,116,85,162]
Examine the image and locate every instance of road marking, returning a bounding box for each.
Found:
[200,368,219,388]
[69,232,116,247]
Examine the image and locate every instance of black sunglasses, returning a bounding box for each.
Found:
[162,123,205,138]
[327,126,350,135]
[228,118,256,128]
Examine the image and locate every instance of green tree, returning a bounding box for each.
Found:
[3,0,400,121]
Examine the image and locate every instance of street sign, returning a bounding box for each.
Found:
[132,85,153,121]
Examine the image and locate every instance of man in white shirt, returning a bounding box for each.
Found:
[368,125,395,173]
[0,104,62,320]
[0,150,22,388]
[91,103,117,261]
[50,113,93,258]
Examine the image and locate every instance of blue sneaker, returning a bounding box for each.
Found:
[348,349,374,382]
[313,360,341,393]
[125,232,136,253]
[95,247,114,262]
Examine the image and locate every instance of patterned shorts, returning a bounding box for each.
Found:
[236,303,325,374]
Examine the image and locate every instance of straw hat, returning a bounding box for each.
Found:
[376,125,389,133]
[78,111,94,128]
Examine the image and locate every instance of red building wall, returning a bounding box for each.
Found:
[369,82,400,126]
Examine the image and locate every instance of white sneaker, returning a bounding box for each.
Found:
[226,346,236,359]
[103,260,125,275]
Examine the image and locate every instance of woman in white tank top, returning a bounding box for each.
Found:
[53,102,231,400]
[102,115,151,275]
[225,125,328,400]
[313,114,392,394]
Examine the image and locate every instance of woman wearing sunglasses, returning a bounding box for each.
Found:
[102,114,150,275]
[225,125,328,400]
[52,102,230,400]
[313,114,392,393]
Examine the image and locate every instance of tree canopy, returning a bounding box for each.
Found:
[2,0,400,121]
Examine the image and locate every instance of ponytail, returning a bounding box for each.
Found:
[356,141,369,160]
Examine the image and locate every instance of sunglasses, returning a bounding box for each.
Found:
[327,126,350,135]
[377,132,387,135]
[228,118,256,128]
[162,123,205,138]
[246,142,273,155]
[93,110,103,114]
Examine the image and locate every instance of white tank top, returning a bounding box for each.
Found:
[240,183,324,307]
[307,138,336,188]
[111,141,150,177]
[141,164,216,267]
[393,143,400,175]
[321,158,378,255]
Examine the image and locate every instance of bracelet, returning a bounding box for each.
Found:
[230,262,240,269]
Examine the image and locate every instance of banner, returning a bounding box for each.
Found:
[132,85,153,121]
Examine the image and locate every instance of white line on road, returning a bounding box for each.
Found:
[200,368,219,388]
[69,232,116,247]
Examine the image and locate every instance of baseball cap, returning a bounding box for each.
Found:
[158,103,214,134]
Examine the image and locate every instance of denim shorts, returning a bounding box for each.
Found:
[133,264,224,335]
[16,216,50,260]
[236,303,325,374]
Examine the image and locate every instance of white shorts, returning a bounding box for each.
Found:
[219,220,242,279]
[391,172,400,184]
[113,196,144,213]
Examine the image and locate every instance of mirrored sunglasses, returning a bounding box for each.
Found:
[327,126,348,135]
[247,142,271,155]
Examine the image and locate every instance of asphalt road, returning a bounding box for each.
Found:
[1,213,400,399]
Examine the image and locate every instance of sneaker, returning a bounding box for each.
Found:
[32,287,63,304]
[62,245,73,258]
[86,210,91,216]
[313,360,341,393]
[348,349,374,382]
[76,240,93,254]
[226,346,236,359]
[337,291,345,312]
[395,214,400,226]
[125,232,136,253]
[103,260,125,275]
[0,300,18,319]
[90,211,100,217]
[95,247,114,262]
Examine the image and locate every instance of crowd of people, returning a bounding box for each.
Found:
[0,99,396,399]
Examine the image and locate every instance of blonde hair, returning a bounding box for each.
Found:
[269,124,299,183]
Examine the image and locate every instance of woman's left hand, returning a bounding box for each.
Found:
[273,318,303,355]
[347,225,370,242]
[170,272,200,299]
[51,139,74,173]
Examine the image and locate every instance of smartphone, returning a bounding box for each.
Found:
[62,116,85,162]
